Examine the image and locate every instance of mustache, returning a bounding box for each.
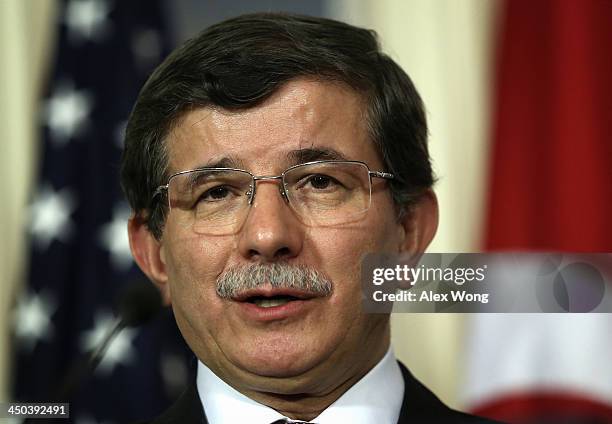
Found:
[216,263,333,299]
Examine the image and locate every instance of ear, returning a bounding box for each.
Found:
[394,190,438,289]
[398,189,439,257]
[128,215,172,305]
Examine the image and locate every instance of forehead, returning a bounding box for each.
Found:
[166,79,383,174]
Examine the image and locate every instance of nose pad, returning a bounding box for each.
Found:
[246,184,255,205]
[246,178,289,206]
[279,183,289,203]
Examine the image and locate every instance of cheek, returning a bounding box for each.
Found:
[162,230,235,310]
[308,213,401,310]
[313,218,400,271]
[309,226,387,297]
[162,232,240,356]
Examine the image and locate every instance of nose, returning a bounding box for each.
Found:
[237,180,304,261]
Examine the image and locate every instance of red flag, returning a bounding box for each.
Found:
[486,0,612,251]
[466,1,612,422]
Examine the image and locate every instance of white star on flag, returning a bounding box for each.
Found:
[13,291,56,352]
[44,81,93,145]
[65,0,112,43]
[81,310,137,375]
[29,184,77,250]
[99,203,134,271]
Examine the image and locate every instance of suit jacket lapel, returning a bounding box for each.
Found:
[149,379,207,424]
[397,361,500,423]
[397,360,453,422]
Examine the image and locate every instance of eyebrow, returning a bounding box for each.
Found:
[286,147,349,165]
[191,156,246,170]
[181,147,349,180]
[178,156,246,188]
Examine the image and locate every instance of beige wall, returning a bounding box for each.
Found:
[327,0,499,409]
[0,0,57,401]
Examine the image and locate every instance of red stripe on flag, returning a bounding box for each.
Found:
[473,392,612,424]
[485,0,612,251]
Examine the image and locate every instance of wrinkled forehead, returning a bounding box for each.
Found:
[165,79,384,175]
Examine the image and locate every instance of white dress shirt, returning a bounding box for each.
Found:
[196,347,405,424]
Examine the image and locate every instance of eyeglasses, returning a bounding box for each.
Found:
[153,160,394,235]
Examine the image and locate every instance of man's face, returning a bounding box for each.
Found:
[142,79,426,395]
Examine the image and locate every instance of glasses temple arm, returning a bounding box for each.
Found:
[148,185,169,209]
[369,171,394,180]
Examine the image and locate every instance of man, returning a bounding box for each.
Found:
[122,13,498,424]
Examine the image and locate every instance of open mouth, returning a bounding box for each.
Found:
[230,288,324,320]
[231,287,322,308]
[246,295,301,308]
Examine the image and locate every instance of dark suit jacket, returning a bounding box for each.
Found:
[145,361,502,424]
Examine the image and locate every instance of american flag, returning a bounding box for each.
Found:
[12,0,192,422]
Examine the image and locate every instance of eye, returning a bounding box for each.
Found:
[200,185,231,201]
[305,174,337,190]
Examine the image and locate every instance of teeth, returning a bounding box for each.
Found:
[253,298,292,308]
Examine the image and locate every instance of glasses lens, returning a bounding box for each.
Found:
[168,169,252,234]
[284,162,371,225]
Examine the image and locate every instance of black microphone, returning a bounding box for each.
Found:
[53,280,163,402]
[118,279,164,327]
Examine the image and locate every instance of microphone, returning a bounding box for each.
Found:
[118,279,164,327]
[53,280,163,402]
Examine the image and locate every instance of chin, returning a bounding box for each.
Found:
[231,341,330,379]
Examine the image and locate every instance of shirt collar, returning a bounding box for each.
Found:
[196,347,405,424]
